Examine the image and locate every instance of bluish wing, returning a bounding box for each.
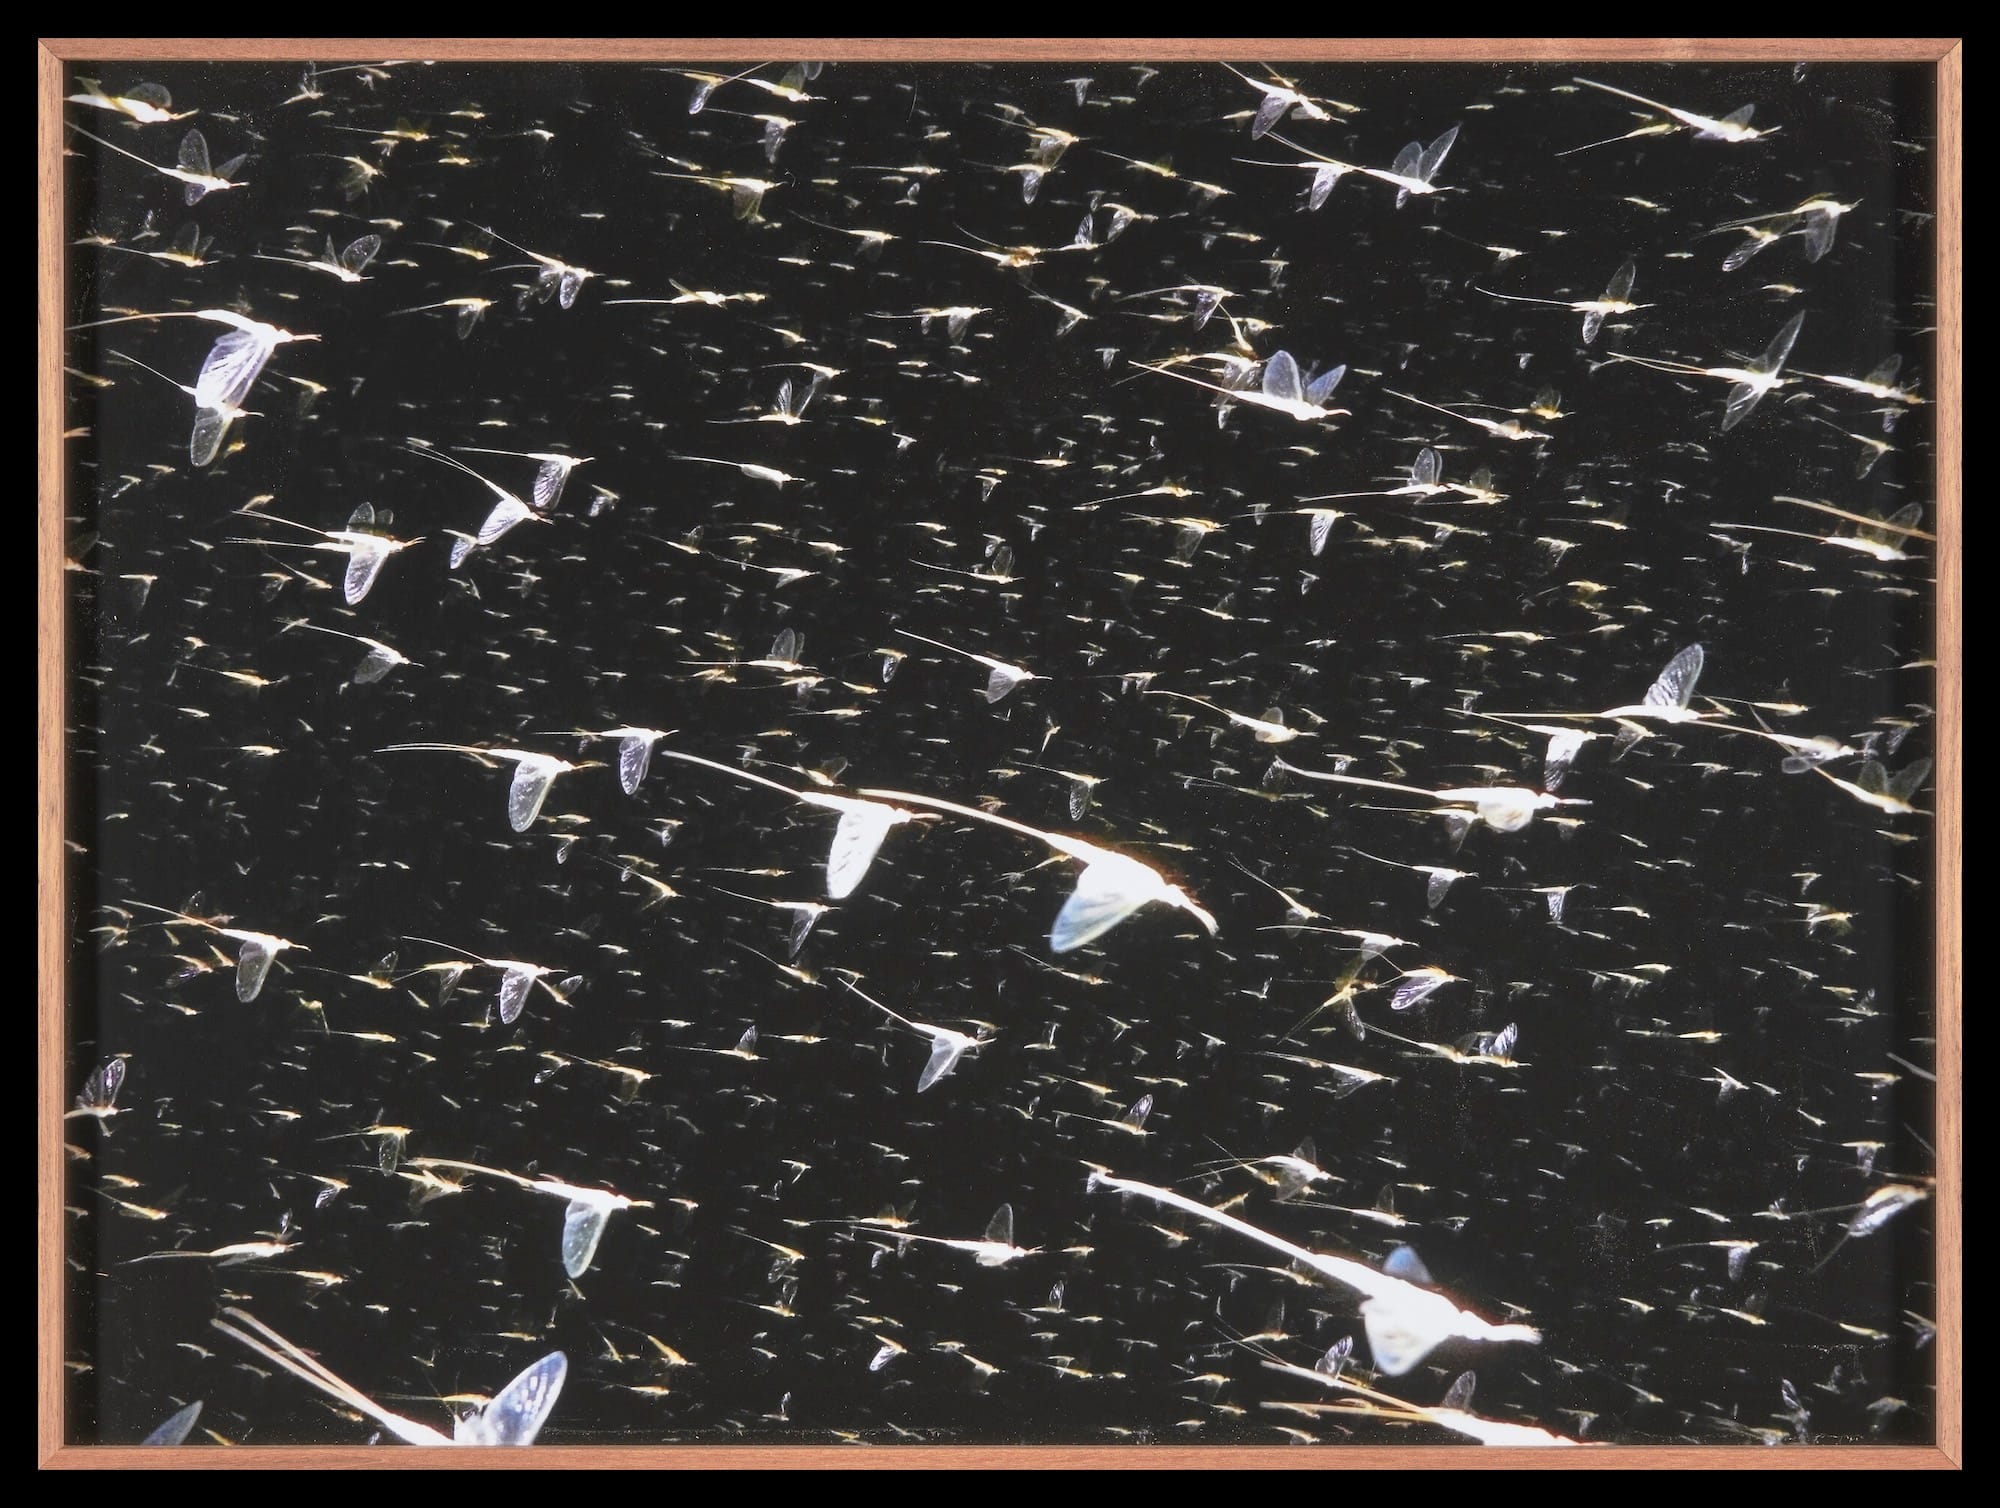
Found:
[457,1353,568,1446]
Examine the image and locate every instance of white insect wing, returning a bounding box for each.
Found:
[1050,854,1155,953]
[455,1352,568,1446]
[477,496,534,546]
[354,646,398,685]
[497,965,533,1024]
[985,665,1027,702]
[1361,1291,1451,1377]
[918,1034,965,1093]
[195,329,270,410]
[560,1198,608,1277]
[234,937,275,1001]
[142,1399,203,1446]
[1261,350,1304,405]
[532,460,567,513]
[617,735,653,795]
[344,539,389,604]
[826,805,893,899]
[507,759,558,831]
[1644,644,1705,709]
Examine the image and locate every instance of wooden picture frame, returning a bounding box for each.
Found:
[40,37,1960,1469]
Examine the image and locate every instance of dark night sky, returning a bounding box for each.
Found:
[63,57,1938,1449]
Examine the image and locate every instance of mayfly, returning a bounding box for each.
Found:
[398,937,577,1025]
[1356,125,1461,207]
[212,1309,566,1446]
[854,785,1218,952]
[1272,757,1589,842]
[255,233,383,283]
[1134,349,1349,424]
[652,748,922,900]
[66,1057,129,1131]
[281,622,412,685]
[1608,311,1805,432]
[453,446,593,514]
[1219,63,1352,138]
[123,900,309,1002]
[480,225,597,309]
[1146,689,1313,744]
[841,978,991,1093]
[73,308,321,464]
[1713,196,1860,269]
[853,1202,1037,1267]
[1720,501,1928,565]
[67,78,194,124]
[1474,259,1649,345]
[1813,758,1932,817]
[405,1158,651,1277]
[894,629,1041,703]
[1383,389,1550,443]
[374,744,596,832]
[1088,1172,1541,1376]
[403,444,550,566]
[1571,76,1777,146]
[231,503,422,605]
[69,124,247,204]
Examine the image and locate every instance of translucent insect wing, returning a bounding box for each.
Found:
[1604,259,1637,304]
[1260,350,1304,405]
[1309,511,1335,557]
[478,497,533,547]
[1362,1296,1445,1378]
[617,735,653,796]
[354,647,398,686]
[558,269,583,308]
[1424,871,1456,910]
[142,1399,203,1446]
[984,1203,1015,1245]
[1252,92,1288,140]
[1050,857,1150,953]
[342,234,382,274]
[1759,311,1806,374]
[1304,363,1347,406]
[177,128,211,176]
[917,1035,962,1093]
[1411,447,1441,487]
[344,541,387,605]
[507,760,556,831]
[1419,125,1459,181]
[560,1198,608,1277]
[497,966,533,1024]
[234,938,275,1002]
[985,665,1026,703]
[1645,644,1705,709]
[195,329,270,411]
[826,805,893,899]
[455,1352,568,1446]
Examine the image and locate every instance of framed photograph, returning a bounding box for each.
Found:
[41,38,1959,1468]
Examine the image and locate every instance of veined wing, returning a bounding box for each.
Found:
[1418,125,1459,182]
[984,1203,1015,1246]
[917,1032,970,1093]
[1309,510,1336,556]
[177,128,212,176]
[560,1198,608,1277]
[455,1352,567,1446]
[78,1056,127,1110]
[1643,644,1705,710]
[353,645,400,685]
[1755,311,1806,375]
[1543,729,1589,791]
[1050,854,1155,953]
[235,937,275,1002]
[985,664,1030,703]
[507,758,559,831]
[344,538,390,604]
[531,459,570,513]
[497,964,534,1024]
[826,804,895,899]
[340,234,382,274]
[1261,349,1305,406]
[195,328,272,410]
[617,734,655,795]
[477,496,535,546]
[1252,91,1289,140]
[1410,447,1441,488]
